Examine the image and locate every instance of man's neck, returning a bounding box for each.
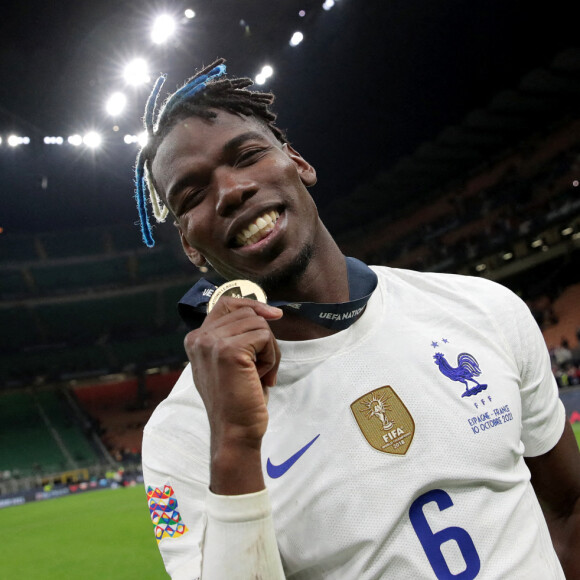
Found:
[267,240,350,341]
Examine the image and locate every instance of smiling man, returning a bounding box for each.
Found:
[138,60,580,580]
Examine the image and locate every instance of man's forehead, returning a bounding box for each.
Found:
[162,110,276,152]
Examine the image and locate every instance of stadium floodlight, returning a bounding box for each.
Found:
[184,8,195,19]
[124,134,135,144]
[322,0,335,10]
[151,14,176,44]
[261,65,273,79]
[8,135,28,147]
[68,134,83,146]
[124,58,150,86]
[137,131,148,147]
[255,73,266,85]
[83,131,102,148]
[106,92,127,116]
[290,31,304,47]
[45,136,65,145]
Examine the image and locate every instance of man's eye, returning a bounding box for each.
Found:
[177,189,205,215]
[236,148,266,166]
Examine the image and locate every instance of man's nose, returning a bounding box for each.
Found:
[214,168,257,216]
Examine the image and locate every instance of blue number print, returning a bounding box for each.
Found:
[409,489,481,579]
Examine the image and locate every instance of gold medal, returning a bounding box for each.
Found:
[207,279,268,313]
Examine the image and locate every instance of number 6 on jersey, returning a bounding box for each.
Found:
[409,489,481,580]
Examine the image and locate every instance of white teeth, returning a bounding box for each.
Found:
[235,211,280,247]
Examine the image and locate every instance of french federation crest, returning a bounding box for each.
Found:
[433,351,488,397]
[350,386,415,455]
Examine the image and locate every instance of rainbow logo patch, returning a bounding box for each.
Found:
[147,485,189,543]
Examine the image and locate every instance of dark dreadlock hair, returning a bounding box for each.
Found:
[134,58,288,247]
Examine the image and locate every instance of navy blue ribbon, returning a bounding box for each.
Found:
[178,257,377,331]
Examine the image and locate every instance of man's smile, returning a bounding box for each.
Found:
[232,209,282,248]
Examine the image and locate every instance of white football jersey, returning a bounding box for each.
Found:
[142,266,566,579]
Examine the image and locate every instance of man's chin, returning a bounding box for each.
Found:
[254,244,314,296]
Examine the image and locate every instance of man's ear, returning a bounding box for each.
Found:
[283,143,317,187]
[177,225,206,267]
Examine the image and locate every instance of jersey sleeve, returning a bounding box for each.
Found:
[142,367,285,579]
[142,425,208,580]
[493,285,566,457]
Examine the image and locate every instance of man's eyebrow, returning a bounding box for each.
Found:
[222,131,270,156]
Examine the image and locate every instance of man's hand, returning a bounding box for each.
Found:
[526,421,580,578]
[184,297,283,495]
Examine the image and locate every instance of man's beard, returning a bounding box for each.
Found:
[253,243,314,296]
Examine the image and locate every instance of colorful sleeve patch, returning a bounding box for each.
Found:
[147,485,189,543]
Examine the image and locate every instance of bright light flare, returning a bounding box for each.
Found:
[68,135,82,146]
[322,0,335,10]
[290,31,304,47]
[124,132,148,147]
[255,65,274,86]
[106,92,127,116]
[152,15,176,44]
[44,136,64,145]
[124,58,150,86]
[184,9,195,19]
[83,132,102,148]
[7,135,29,147]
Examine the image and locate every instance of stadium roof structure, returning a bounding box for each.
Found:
[0,0,578,238]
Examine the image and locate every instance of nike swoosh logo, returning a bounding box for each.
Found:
[266,434,320,479]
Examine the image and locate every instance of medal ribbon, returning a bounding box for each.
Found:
[177,257,378,331]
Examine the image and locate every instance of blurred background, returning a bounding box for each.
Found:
[0,0,579,572]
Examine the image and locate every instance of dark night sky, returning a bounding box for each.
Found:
[0,0,577,238]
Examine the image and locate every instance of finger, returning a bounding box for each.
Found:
[208,295,283,322]
[259,336,281,388]
[205,304,275,333]
[235,328,280,383]
[186,318,278,373]
[207,312,277,343]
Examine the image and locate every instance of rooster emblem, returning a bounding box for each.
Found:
[433,352,488,397]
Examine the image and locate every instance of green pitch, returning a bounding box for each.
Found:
[573,422,580,450]
[0,485,166,579]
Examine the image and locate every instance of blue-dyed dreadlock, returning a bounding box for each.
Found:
[134,58,287,247]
